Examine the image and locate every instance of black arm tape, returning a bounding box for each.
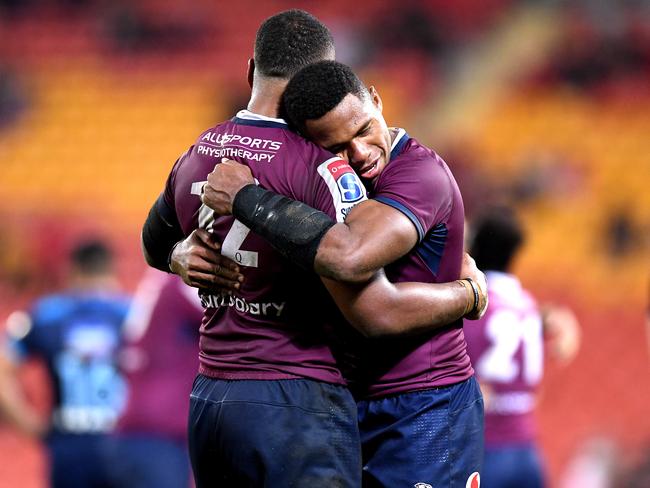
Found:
[141,194,185,273]
[232,184,336,270]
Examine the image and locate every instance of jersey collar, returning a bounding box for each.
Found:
[390,128,410,161]
[232,109,289,129]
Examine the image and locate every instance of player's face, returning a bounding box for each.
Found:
[304,87,392,184]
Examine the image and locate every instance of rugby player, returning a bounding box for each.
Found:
[465,208,580,488]
[142,11,486,487]
[0,240,129,488]
[202,60,485,487]
[104,270,202,488]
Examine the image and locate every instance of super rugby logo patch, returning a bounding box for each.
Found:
[317,157,367,222]
[326,159,364,203]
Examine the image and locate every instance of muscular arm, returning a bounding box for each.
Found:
[201,161,487,333]
[202,162,418,282]
[314,199,418,283]
[322,271,474,338]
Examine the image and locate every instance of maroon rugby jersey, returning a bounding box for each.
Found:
[464,271,543,446]
[347,129,474,398]
[118,270,201,440]
[163,110,366,384]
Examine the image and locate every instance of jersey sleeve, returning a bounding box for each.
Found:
[373,152,453,242]
[462,317,488,366]
[304,147,367,222]
[162,148,192,210]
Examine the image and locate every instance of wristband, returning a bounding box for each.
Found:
[167,240,183,273]
[456,279,475,316]
[465,278,481,316]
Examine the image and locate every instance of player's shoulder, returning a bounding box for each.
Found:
[30,294,75,326]
[380,132,454,193]
[386,131,447,173]
[488,272,538,310]
[194,111,334,170]
[192,120,233,146]
[278,128,337,171]
[406,138,453,178]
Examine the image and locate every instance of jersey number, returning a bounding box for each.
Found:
[476,310,543,385]
[222,220,258,268]
[194,181,259,268]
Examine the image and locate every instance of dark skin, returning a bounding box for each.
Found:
[168,61,486,337]
[201,87,488,323]
[202,89,424,284]
[169,229,243,292]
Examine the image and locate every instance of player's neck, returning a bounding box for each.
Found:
[247,78,288,118]
[388,127,400,145]
[69,273,120,293]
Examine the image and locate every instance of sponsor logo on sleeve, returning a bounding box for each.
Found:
[326,160,364,203]
[317,157,367,222]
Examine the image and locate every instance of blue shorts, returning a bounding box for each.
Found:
[357,376,484,488]
[102,434,191,488]
[188,375,361,488]
[482,444,545,488]
[46,432,112,488]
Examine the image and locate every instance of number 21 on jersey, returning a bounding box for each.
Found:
[476,310,543,386]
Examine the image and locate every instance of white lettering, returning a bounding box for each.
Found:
[272,302,285,315]
[197,134,283,163]
[487,391,536,415]
[200,293,286,317]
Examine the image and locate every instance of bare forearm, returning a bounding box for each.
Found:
[315,225,376,283]
[323,275,470,337]
[315,201,418,283]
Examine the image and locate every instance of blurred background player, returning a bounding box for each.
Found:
[0,239,130,488]
[464,207,581,488]
[103,270,202,488]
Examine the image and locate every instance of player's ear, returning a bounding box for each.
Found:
[368,86,383,113]
[247,59,255,88]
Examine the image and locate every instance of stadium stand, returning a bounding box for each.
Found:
[0,1,648,486]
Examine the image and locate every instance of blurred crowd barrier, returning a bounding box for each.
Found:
[0,1,648,487]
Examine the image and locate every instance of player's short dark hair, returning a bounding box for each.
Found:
[70,239,113,275]
[254,9,334,78]
[281,60,367,132]
[469,207,525,273]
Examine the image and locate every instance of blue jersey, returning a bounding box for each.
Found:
[8,291,130,434]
